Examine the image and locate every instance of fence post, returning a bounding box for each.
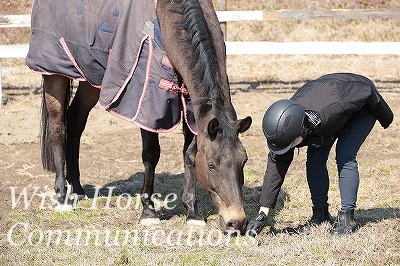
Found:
[216,0,227,40]
[0,36,2,108]
[0,60,2,108]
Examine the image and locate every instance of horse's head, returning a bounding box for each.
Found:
[155,0,253,234]
[195,115,252,234]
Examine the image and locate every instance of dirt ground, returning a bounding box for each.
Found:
[1,1,400,214]
[1,55,399,212]
[0,54,400,266]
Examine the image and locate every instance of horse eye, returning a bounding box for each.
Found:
[207,162,216,171]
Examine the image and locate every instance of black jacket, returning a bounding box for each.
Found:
[259,73,393,208]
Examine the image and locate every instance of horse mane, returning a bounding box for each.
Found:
[173,0,235,138]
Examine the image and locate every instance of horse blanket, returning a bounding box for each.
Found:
[26,0,197,133]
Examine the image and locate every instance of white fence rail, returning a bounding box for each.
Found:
[2,11,400,57]
[225,41,400,55]
[1,10,400,105]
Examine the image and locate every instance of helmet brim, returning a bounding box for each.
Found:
[267,136,303,155]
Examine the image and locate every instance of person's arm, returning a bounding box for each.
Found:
[246,149,294,237]
[366,86,393,129]
[259,150,294,209]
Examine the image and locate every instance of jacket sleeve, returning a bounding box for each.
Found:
[367,86,394,129]
[259,150,294,208]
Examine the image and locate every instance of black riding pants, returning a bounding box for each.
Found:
[306,113,376,211]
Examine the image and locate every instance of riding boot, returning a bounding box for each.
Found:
[296,206,333,234]
[331,209,358,236]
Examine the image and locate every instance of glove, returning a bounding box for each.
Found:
[246,211,268,237]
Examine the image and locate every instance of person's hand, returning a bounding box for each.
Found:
[246,211,268,237]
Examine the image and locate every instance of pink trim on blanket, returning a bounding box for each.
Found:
[161,55,173,69]
[131,36,154,122]
[159,79,190,96]
[104,36,148,109]
[159,79,180,93]
[103,107,181,133]
[181,93,198,135]
[29,69,101,89]
[59,37,90,83]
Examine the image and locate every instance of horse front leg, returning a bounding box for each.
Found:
[139,128,161,225]
[66,81,100,199]
[182,124,205,226]
[42,75,70,208]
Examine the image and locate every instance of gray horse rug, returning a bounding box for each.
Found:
[26,0,197,133]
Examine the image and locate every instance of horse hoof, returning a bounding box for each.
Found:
[186,219,206,227]
[140,218,160,226]
[54,204,74,212]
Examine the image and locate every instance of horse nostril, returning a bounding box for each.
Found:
[226,221,235,229]
[220,215,247,235]
[226,219,247,235]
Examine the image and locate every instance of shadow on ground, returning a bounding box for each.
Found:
[81,172,217,222]
[77,170,398,234]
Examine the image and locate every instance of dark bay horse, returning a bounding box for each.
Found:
[27,0,252,233]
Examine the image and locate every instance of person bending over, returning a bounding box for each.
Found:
[246,73,393,237]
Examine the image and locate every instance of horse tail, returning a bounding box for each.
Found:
[40,78,73,172]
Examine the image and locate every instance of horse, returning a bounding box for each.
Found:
[26,0,252,234]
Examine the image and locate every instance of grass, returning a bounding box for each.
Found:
[3,139,398,265]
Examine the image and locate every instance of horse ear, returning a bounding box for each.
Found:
[208,118,220,138]
[235,116,252,133]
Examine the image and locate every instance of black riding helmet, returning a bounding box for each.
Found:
[262,99,305,154]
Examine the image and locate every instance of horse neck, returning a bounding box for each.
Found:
[189,92,232,135]
[196,0,234,120]
[156,0,235,121]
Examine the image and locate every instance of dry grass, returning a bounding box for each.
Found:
[0,0,399,265]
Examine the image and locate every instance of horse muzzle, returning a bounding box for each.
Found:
[218,215,248,235]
